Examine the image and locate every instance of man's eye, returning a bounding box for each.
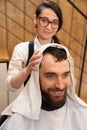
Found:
[62,72,70,78]
[46,74,55,79]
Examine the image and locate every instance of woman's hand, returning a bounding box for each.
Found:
[10,51,42,89]
[26,51,42,72]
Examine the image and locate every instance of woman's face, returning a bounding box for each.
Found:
[34,8,59,43]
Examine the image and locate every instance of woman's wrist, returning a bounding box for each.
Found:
[23,66,31,79]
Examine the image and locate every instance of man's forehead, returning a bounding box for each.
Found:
[42,52,67,61]
[41,53,69,69]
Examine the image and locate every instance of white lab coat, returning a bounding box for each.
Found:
[0,44,87,130]
[6,37,42,91]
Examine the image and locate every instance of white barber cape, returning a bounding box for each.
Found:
[0,44,87,130]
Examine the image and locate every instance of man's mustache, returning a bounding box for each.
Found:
[47,87,66,92]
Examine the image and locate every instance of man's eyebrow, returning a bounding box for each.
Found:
[44,72,56,75]
[43,70,70,77]
[64,71,70,74]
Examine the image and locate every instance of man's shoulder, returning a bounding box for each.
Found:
[67,97,87,112]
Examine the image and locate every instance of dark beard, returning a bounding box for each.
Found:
[41,88,66,111]
[41,97,66,111]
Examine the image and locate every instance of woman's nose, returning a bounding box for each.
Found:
[46,22,52,29]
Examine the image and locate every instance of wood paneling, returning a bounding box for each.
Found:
[59,0,73,33]
[7,32,22,58]
[7,18,24,40]
[0,27,6,48]
[25,15,34,33]
[0,12,6,28]
[0,0,5,13]
[7,2,24,26]
[71,10,86,43]
[8,0,24,11]
[25,0,36,18]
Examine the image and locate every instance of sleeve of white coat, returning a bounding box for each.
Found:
[6,42,29,91]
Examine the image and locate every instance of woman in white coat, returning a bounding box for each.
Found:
[6,0,63,90]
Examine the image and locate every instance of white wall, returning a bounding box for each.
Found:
[0,63,22,115]
[0,63,8,114]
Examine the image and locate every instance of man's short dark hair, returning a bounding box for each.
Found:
[43,47,67,62]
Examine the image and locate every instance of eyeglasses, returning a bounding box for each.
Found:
[38,17,59,29]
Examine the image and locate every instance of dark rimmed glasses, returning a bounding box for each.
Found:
[38,16,59,29]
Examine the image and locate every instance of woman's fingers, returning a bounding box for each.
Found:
[27,51,42,71]
[29,51,41,62]
[29,60,40,71]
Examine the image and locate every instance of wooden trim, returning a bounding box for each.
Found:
[0,49,9,62]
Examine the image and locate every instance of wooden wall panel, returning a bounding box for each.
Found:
[74,65,81,79]
[83,73,87,84]
[0,0,5,13]
[71,10,86,43]
[59,0,73,34]
[80,83,87,103]
[7,32,22,58]
[57,29,70,47]
[31,0,42,6]
[75,0,87,16]
[25,30,35,41]
[25,0,36,18]
[0,11,6,48]
[8,0,24,11]
[7,2,24,26]
[7,18,24,40]
[69,48,82,68]
[70,38,83,56]
[25,15,34,33]
[0,27,6,48]
[0,12,6,28]
[75,79,80,94]
[0,0,6,49]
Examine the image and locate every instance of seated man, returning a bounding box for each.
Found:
[0,43,87,130]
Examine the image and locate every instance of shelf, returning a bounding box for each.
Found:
[0,49,9,62]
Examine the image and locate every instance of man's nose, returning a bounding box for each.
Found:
[55,77,64,89]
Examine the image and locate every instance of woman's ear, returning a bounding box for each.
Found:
[34,14,37,25]
[34,14,38,28]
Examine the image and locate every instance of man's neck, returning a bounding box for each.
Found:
[41,98,66,111]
